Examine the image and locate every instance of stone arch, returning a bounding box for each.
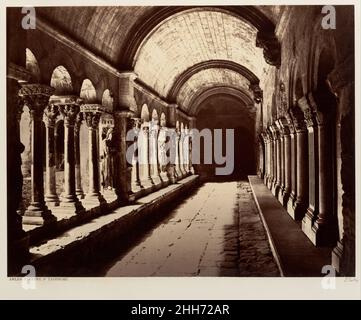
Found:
[25,48,41,82]
[102,89,114,112]
[308,22,337,92]
[140,104,150,121]
[167,60,260,102]
[50,66,73,95]
[80,79,97,103]
[189,85,255,116]
[151,108,159,121]
[160,112,167,127]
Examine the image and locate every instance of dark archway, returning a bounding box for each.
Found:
[194,94,256,180]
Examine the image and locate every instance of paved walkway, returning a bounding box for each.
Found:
[248,176,332,276]
[105,181,280,277]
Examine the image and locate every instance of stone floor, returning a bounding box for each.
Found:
[105,181,280,277]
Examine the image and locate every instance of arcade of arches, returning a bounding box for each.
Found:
[6,6,355,276]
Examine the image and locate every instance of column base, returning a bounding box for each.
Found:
[271,182,281,197]
[83,193,107,209]
[281,190,290,207]
[140,178,154,190]
[308,219,338,247]
[59,195,85,215]
[266,177,273,190]
[175,167,182,180]
[45,194,60,207]
[131,182,143,192]
[76,189,85,199]
[151,175,163,190]
[23,204,56,226]
[292,199,307,220]
[263,174,268,185]
[277,186,285,203]
[160,172,169,185]
[286,193,296,218]
[332,240,343,274]
[302,209,316,241]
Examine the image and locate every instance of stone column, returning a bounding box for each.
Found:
[292,109,308,220]
[74,113,85,199]
[261,132,268,185]
[271,124,281,197]
[113,111,137,202]
[158,126,170,184]
[82,105,106,207]
[266,127,274,190]
[279,118,291,206]
[312,111,338,246]
[149,121,162,187]
[139,122,154,189]
[174,129,182,179]
[57,96,85,214]
[276,119,285,203]
[130,118,143,195]
[301,103,320,239]
[286,114,298,217]
[19,84,56,225]
[179,128,186,178]
[43,103,60,207]
[183,127,190,175]
[7,73,29,268]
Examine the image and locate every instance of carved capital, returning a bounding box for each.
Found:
[43,104,59,127]
[256,32,281,68]
[278,118,290,135]
[74,113,83,133]
[84,112,101,129]
[289,108,306,132]
[285,112,296,134]
[80,104,104,129]
[303,107,317,128]
[59,105,81,126]
[19,84,54,119]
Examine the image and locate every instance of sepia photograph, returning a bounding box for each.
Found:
[2,1,359,300]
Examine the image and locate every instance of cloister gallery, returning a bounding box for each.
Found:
[6,5,354,276]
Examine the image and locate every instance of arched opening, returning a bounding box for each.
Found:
[102,89,114,112]
[80,79,97,103]
[194,93,256,180]
[26,48,41,82]
[140,104,150,121]
[50,66,73,95]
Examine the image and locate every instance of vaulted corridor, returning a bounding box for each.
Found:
[6,5,355,278]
